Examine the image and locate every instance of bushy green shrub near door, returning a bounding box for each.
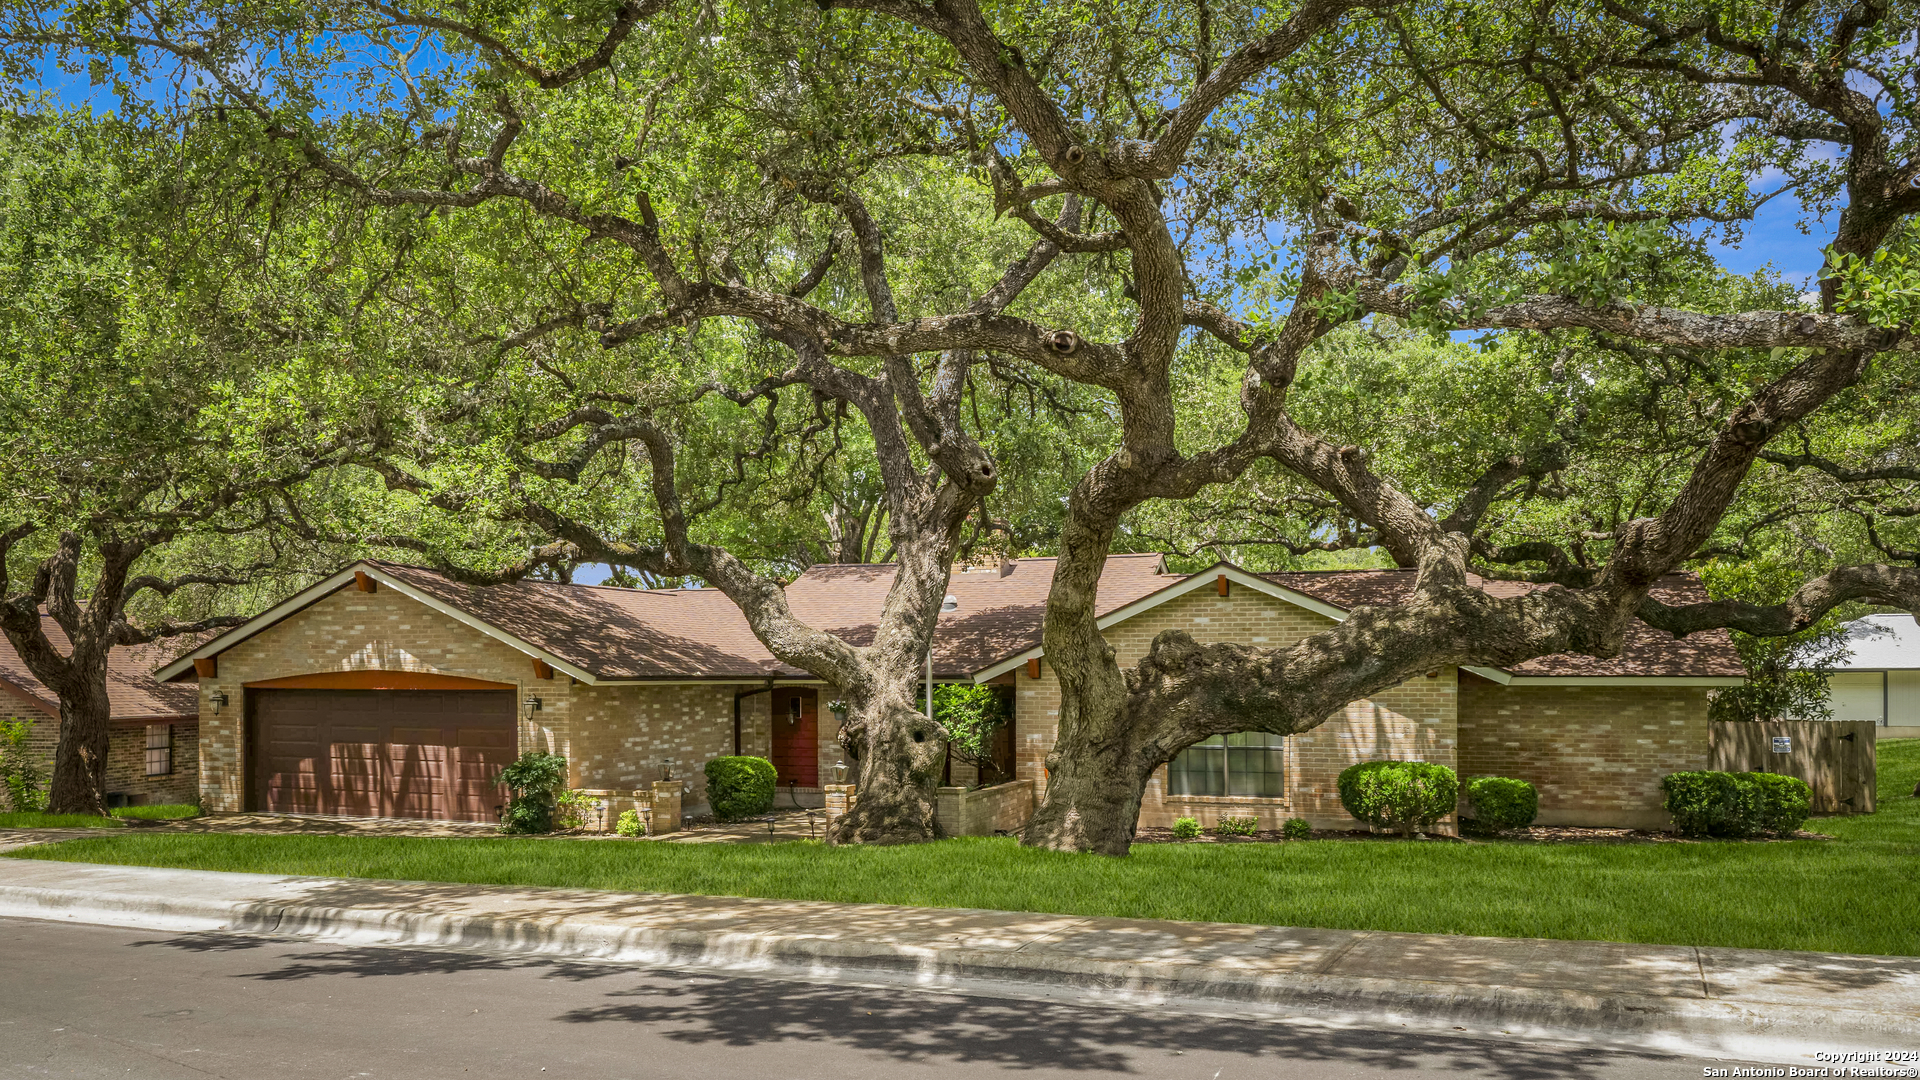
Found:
[705,756,776,821]
[499,752,569,834]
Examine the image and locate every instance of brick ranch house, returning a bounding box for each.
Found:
[0,613,200,809]
[152,557,1743,832]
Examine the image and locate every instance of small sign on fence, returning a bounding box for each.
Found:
[1772,736,1793,753]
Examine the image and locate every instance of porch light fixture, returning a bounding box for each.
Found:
[522,695,542,719]
[660,757,676,782]
[830,760,849,784]
[208,691,229,715]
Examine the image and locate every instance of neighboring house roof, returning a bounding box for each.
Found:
[1831,614,1920,671]
[157,556,1743,687]
[0,612,199,721]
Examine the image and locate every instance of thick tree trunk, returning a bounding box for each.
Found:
[828,678,948,844]
[44,672,111,816]
[1019,698,1150,856]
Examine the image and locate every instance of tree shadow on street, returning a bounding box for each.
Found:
[124,930,1673,1078]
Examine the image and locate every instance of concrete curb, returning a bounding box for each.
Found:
[3,877,1915,1066]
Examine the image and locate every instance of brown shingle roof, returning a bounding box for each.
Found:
[1261,569,1743,678]
[0,613,199,722]
[178,557,1738,684]
[371,554,1173,681]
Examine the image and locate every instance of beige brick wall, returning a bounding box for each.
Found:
[1458,675,1712,828]
[572,682,771,815]
[2,691,196,809]
[195,584,771,818]
[104,721,199,807]
[1011,584,1458,833]
[934,779,1035,836]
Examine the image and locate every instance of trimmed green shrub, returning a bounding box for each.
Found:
[614,809,643,837]
[1467,776,1539,831]
[1663,771,1759,837]
[1662,771,1809,837]
[1750,773,1813,835]
[1171,816,1201,840]
[1214,816,1258,838]
[705,756,776,821]
[499,752,569,834]
[1281,818,1312,840]
[1337,761,1459,837]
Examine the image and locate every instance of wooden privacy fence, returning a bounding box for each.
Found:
[1709,720,1878,814]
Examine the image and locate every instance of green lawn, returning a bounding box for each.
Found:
[11,745,1919,956]
[0,804,199,829]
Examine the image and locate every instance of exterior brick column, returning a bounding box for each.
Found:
[822,783,856,827]
[649,780,683,834]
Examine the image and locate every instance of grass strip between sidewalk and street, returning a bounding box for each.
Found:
[10,744,1917,957]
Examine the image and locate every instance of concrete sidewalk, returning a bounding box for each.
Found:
[0,857,1914,1067]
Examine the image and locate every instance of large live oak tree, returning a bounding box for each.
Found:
[14,0,1915,846]
[0,112,398,813]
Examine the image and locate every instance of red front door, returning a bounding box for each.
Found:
[769,687,818,787]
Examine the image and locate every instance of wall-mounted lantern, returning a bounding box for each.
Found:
[209,691,230,716]
[522,695,542,719]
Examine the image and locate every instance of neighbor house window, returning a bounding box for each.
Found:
[144,724,172,776]
[1167,732,1285,797]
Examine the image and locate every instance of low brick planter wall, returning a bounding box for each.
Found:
[934,779,1034,837]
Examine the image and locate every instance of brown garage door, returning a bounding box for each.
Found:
[249,689,516,822]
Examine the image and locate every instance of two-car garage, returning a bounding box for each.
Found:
[246,683,517,823]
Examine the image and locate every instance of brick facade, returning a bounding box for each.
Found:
[188,571,1718,831]
[2,687,197,809]
[1011,585,1460,833]
[1458,675,1711,828]
[194,584,796,818]
[1007,580,1714,833]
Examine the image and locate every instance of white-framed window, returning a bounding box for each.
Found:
[1168,732,1285,797]
[144,724,172,776]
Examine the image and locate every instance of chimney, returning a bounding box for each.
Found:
[999,558,1016,578]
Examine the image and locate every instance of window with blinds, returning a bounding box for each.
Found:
[1167,732,1285,797]
[144,724,172,776]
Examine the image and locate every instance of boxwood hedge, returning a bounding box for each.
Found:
[704,756,777,821]
[1337,761,1458,837]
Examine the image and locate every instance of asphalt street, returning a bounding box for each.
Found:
[0,917,1746,1080]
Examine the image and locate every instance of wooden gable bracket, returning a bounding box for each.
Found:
[1026,658,1041,679]
[354,571,378,594]
[193,656,217,679]
[1216,574,1229,597]
[532,658,554,681]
